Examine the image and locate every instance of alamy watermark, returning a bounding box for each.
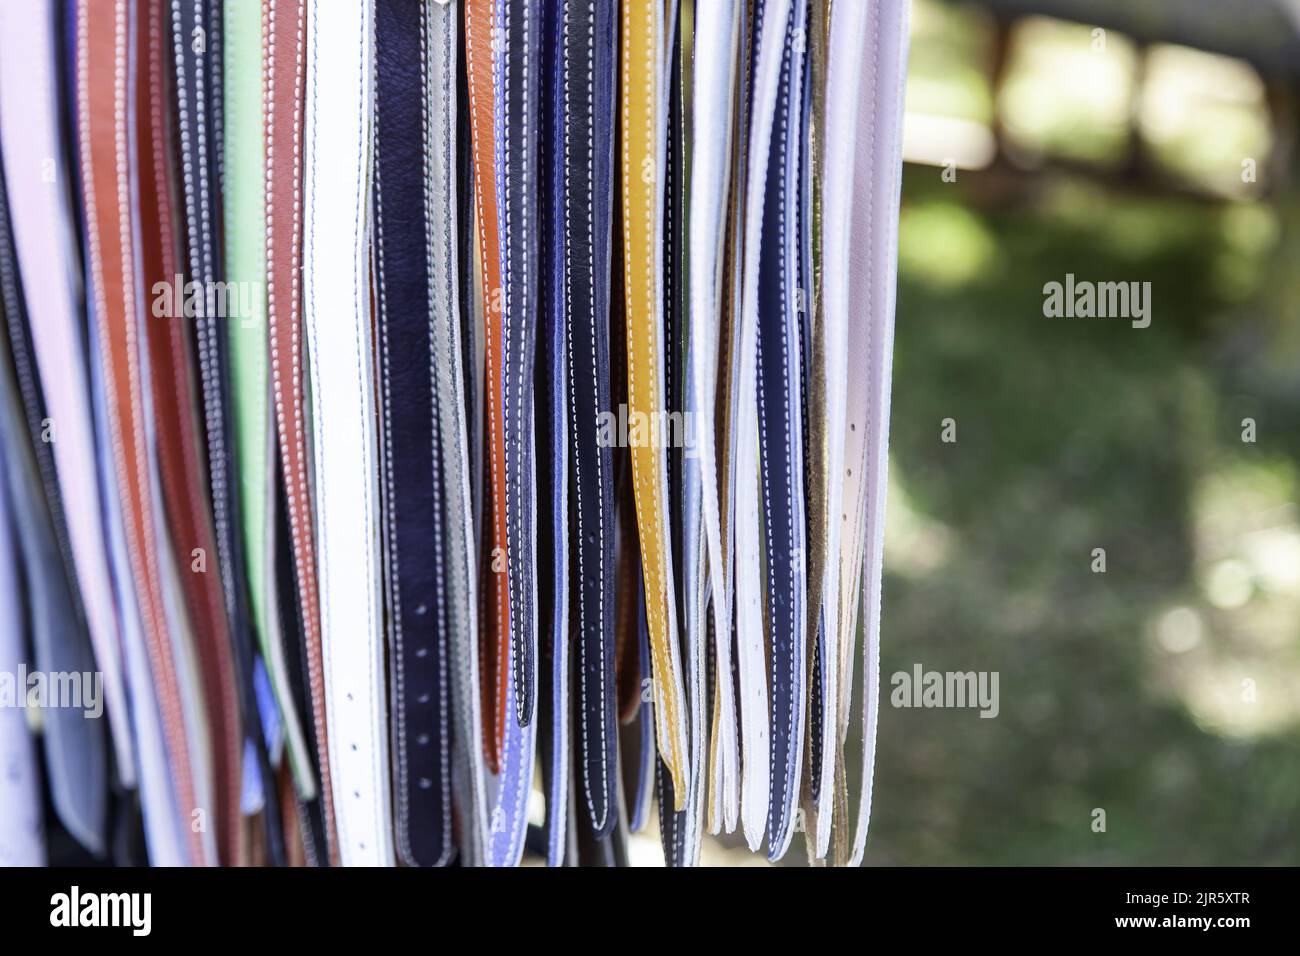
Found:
[151,274,261,327]
[890,663,999,718]
[0,666,103,718]
[1042,273,1151,329]
[596,403,698,456]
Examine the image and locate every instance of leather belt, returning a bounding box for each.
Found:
[839,0,910,867]
[77,0,208,865]
[487,1,544,857]
[801,0,833,861]
[141,0,244,866]
[263,0,339,863]
[816,0,869,867]
[500,0,540,730]
[537,0,571,866]
[690,0,741,838]
[464,0,510,773]
[372,0,460,867]
[714,0,750,840]
[754,0,808,862]
[0,0,136,798]
[660,0,708,867]
[0,451,44,865]
[303,0,395,868]
[620,0,688,809]
[734,0,795,850]
[550,0,619,842]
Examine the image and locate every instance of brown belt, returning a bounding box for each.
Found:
[77,0,206,865]
[137,0,244,867]
[262,0,339,864]
[465,0,510,773]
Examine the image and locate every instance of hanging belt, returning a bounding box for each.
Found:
[714,0,750,839]
[839,0,910,867]
[536,0,570,865]
[138,0,244,866]
[548,0,620,842]
[499,0,541,730]
[77,0,208,865]
[621,0,688,809]
[261,0,339,863]
[801,0,834,862]
[371,0,461,867]
[754,0,807,862]
[690,0,741,838]
[733,0,794,850]
[302,0,396,868]
[465,0,511,773]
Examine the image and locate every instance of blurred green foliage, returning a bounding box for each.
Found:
[857,163,1300,866]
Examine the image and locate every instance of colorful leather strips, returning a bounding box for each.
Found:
[0,0,910,867]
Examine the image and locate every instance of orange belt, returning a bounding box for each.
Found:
[465,0,510,772]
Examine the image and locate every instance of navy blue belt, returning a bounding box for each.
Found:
[755,0,809,862]
[549,0,619,841]
[372,0,460,867]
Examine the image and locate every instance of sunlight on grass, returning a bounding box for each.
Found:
[1147,458,1300,739]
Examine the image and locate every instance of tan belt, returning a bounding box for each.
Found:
[621,0,688,804]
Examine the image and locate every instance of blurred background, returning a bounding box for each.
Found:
[685,0,1300,866]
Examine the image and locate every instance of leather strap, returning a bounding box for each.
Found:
[0,453,43,865]
[500,0,540,729]
[464,0,510,773]
[817,0,868,866]
[801,0,834,860]
[754,0,807,862]
[553,0,619,841]
[537,0,570,865]
[140,0,244,866]
[714,0,750,838]
[0,0,136,793]
[76,0,207,865]
[734,0,793,849]
[303,0,395,868]
[840,0,910,866]
[620,0,688,807]
[372,0,457,867]
[690,0,741,837]
[263,0,339,863]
